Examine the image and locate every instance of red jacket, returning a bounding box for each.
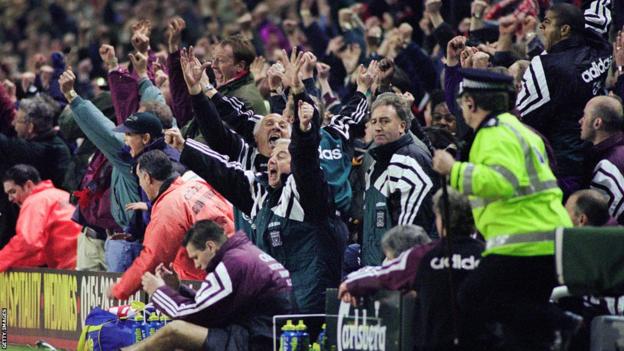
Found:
[0,180,81,272]
[112,177,235,300]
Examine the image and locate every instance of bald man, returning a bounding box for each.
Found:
[579,96,624,224]
[564,189,610,227]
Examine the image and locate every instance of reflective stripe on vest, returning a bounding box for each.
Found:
[470,121,559,208]
[485,230,556,250]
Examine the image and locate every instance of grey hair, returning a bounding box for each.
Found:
[252,113,292,138]
[381,225,431,259]
[19,95,59,134]
[371,92,414,130]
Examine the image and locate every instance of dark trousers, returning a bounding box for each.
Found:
[458,255,567,350]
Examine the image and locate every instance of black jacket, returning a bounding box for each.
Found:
[180,92,342,313]
[0,130,71,188]
[516,4,612,178]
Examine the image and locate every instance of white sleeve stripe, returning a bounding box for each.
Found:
[591,159,624,218]
[186,139,246,171]
[388,168,432,224]
[387,156,434,225]
[152,289,178,314]
[223,95,262,121]
[344,248,411,284]
[584,0,612,34]
[516,56,551,116]
[153,263,233,317]
[352,99,368,124]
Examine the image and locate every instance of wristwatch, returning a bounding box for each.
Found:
[202,83,215,94]
[65,90,78,103]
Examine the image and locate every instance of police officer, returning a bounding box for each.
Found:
[432,69,577,350]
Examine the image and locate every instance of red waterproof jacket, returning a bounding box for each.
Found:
[112,177,235,300]
[0,180,81,272]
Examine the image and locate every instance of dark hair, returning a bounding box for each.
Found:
[465,90,510,114]
[571,189,610,226]
[424,126,459,156]
[3,164,41,186]
[136,150,174,181]
[19,95,59,134]
[549,3,585,35]
[432,186,475,237]
[220,34,256,70]
[591,97,624,133]
[381,225,431,259]
[182,220,227,249]
[430,90,446,110]
[140,101,174,129]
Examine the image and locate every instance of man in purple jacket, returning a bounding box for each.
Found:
[579,96,624,224]
[123,220,293,351]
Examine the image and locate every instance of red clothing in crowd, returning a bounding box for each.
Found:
[0,180,81,272]
[112,177,235,300]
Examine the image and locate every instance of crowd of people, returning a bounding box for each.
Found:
[1,0,624,349]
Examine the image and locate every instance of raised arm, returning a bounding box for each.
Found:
[59,70,129,171]
[289,54,332,222]
[180,47,253,163]
[325,63,373,140]
[167,125,256,216]
[166,17,194,128]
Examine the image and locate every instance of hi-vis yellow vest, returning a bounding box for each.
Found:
[450,112,572,256]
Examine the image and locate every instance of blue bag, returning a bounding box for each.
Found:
[77,307,135,351]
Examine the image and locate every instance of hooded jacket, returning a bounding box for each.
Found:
[0,180,81,271]
[111,177,235,300]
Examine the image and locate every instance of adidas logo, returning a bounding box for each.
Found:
[581,56,612,83]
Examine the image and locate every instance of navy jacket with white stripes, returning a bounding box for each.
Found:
[151,232,292,339]
[516,0,612,180]
[362,134,438,265]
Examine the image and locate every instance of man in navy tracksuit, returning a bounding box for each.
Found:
[125,220,293,351]
[516,1,612,197]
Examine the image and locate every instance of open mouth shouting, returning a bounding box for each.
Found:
[268,133,282,148]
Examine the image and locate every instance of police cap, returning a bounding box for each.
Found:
[458,68,514,95]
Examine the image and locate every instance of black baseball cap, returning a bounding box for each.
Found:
[113,112,163,138]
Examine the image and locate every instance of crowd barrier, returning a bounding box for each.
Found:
[0,268,144,350]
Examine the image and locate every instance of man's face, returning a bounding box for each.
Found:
[267,142,291,188]
[564,195,583,227]
[255,114,290,157]
[136,167,159,201]
[124,132,150,158]
[370,105,406,146]
[579,99,597,143]
[186,242,217,270]
[3,180,33,206]
[540,11,563,52]
[213,44,240,85]
[12,110,31,139]
[431,102,456,134]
